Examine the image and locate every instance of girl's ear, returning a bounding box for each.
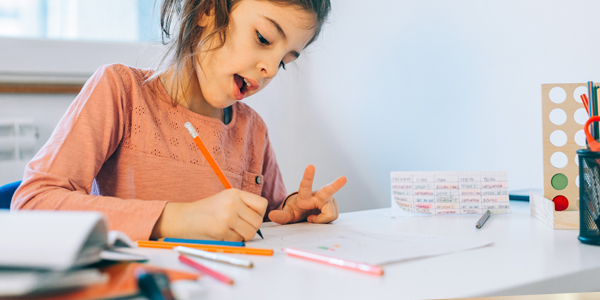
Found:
[197,5,215,28]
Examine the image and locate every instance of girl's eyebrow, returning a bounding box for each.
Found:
[261,15,300,58]
[262,16,287,40]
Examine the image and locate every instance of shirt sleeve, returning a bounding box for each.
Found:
[260,129,288,220]
[10,64,167,241]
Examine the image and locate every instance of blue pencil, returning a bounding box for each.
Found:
[588,81,597,139]
[162,238,245,247]
[592,82,600,140]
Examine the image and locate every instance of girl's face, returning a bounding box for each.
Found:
[195,0,317,109]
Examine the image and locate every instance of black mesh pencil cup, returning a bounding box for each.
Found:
[578,149,600,245]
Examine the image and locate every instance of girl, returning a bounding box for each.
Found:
[11,0,347,242]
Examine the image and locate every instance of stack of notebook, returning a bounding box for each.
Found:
[0,210,147,297]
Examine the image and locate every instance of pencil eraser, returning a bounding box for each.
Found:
[184,122,198,138]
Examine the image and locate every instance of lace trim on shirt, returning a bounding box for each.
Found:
[113,64,264,177]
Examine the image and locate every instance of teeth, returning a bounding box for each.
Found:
[243,78,252,87]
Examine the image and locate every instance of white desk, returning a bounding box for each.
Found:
[136,201,600,300]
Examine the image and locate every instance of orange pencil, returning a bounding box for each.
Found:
[184,122,232,189]
[184,122,263,239]
[137,240,274,256]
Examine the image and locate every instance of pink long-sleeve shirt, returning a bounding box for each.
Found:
[11,64,288,241]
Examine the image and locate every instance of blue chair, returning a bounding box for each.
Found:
[0,180,21,209]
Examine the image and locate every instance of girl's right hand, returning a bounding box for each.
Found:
[151,189,268,241]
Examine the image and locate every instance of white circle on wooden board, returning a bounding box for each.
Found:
[550,130,568,147]
[576,154,579,166]
[576,175,580,188]
[574,108,588,125]
[575,130,586,147]
[574,86,588,103]
[549,87,567,103]
[551,152,568,168]
[549,108,567,125]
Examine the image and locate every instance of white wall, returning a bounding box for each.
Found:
[0,39,164,185]
[4,0,600,213]
[0,94,74,184]
[248,0,600,212]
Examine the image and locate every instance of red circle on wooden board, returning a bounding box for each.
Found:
[553,195,569,211]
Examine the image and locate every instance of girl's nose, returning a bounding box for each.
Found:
[258,59,279,80]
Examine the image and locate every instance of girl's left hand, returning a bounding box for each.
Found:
[268,165,347,224]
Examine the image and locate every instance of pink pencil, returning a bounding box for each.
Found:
[178,254,234,285]
[283,248,384,276]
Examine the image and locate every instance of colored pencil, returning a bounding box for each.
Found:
[161,238,244,247]
[592,82,600,140]
[184,122,264,239]
[178,254,234,285]
[589,81,595,139]
[137,240,273,256]
[592,82,599,139]
[582,94,590,115]
[184,122,232,189]
[283,248,384,276]
[175,246,253,268]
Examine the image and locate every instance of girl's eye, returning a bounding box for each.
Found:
[256,30,285,70]
[257,31,269,45]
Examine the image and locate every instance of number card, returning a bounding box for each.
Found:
[391,171,511,214]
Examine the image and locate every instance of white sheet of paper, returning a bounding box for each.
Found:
[251,223,492,265]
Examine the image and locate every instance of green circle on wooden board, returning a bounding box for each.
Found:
[551,173,568,190]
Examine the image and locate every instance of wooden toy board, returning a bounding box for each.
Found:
[530,190,579,230]
[541,83,590,211]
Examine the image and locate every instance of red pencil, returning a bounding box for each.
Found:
[581,94,590,115]
[178,254,234,285]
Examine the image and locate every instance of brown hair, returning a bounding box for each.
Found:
[150,0,331,105]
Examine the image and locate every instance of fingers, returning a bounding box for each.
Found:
[268,209,296,225]
[222,228,245,242]
[306,173,344,224]
[229,217,259,241]
[235,191,267,241]
[297,165,316,200]
[314,176,347,205]
[238,203,264,230]
[236,190,268,216]
[207,189,267,241]
[307,197,339,224]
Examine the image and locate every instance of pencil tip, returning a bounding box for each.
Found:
[257,230,264,239]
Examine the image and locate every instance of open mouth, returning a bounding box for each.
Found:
[234,74,250,95]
